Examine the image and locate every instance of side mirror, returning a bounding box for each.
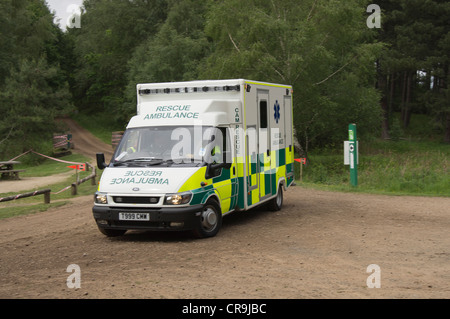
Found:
[205,162,231,179]
[96,153,107,170]
[223,162,232,169]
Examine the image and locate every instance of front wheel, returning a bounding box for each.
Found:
[192,199,222,238]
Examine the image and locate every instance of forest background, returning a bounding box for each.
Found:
[0,0,448,195]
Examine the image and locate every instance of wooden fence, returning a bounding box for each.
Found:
[0,189,51,204]
[112,131,124,148]
[0,163,97,205]
[71,164,97,195]
[53,133,72,150]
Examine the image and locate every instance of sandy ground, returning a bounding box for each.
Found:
[0,187,448,299]
[0,171,74,194]
[0,118,448,300]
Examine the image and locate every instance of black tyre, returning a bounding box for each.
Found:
[192,199,222,238]
[268,185,283,211]
[98,227,126,237]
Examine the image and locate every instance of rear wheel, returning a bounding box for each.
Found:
[268,185,283,211]
[193,199,222,238]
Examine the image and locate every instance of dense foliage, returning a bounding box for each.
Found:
[0,0,448,159]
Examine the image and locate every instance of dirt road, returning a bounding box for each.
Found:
[60,117,114,162]
[0,171,74,194]
[0,187,448,299]
[0,118,114,194]
[1,119,448,300]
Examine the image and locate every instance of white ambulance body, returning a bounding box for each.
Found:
[93,79,294,238]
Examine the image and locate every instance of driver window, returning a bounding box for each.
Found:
[206,127,230,178]
[120,130,140,155]
[206,127,227,165]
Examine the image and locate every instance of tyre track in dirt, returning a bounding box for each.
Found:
[0,187,449,299]
[1,118,449,299]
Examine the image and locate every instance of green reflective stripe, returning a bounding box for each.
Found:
[185,147,293,211]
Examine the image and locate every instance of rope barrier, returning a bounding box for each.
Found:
[2,149,85,166]
[1,151,96,203]
[51,185,72,195]
[29,150,85,165]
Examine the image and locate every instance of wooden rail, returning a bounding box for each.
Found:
[71,164,97,195]
[0,189,51,204]
[0,163,97,207]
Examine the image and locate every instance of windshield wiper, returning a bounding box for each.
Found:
[162,158,203,166]
[113,158,163,166]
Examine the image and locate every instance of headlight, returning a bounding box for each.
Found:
[94,192,108,204]
[164,192,192,205]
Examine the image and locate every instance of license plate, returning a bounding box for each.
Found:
[119,212,150,221]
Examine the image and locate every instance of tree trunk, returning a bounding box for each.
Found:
[401,71,413,128]
[443,67,449,143]
[445,113,450,144]
[377,61,390,139]
[388,73,395,114]
[380,75,390,139]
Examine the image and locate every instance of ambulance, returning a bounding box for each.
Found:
[93,79,295,238]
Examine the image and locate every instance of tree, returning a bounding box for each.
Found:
[376,0,449,142]
[122,0,210,121]
[0,0,62,84]
[0,0,74,158]
[69,0,168,115]
[0,58,73,157]
[201,0,382,152]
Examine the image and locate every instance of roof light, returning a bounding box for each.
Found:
[138,84,240,95]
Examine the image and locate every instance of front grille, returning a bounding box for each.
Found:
[112,196,160,204]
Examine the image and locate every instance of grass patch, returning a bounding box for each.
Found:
[15,153,92,177]
[295,138,450,197]
[0,201,68,220]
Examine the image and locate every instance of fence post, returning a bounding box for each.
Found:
[44,190,51,204]
[71,183,77,195]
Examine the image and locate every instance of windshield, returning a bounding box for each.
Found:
[111,126,227,167]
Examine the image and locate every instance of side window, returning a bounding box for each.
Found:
[210,127,226,165]
[206,127,231,179]
[259,100,268,129]
[119,130,139,154]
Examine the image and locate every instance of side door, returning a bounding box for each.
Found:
[257,89,272,201]
[210,127,238,214]
[284,95,294,180]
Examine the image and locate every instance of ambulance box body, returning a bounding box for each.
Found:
[93,79,295,238]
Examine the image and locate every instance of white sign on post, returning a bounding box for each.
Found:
[344,141,359,165]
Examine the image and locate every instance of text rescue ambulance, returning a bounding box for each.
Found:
[93,79,294,238]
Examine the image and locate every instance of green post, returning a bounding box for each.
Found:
[348,123,358,187]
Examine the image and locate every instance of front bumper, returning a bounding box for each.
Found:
[92,204,204,231]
